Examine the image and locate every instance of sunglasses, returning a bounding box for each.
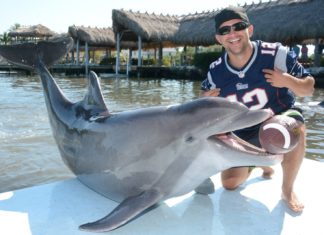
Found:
[217,21,250,35]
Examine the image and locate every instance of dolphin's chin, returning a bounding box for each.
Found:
[211,133,282,157]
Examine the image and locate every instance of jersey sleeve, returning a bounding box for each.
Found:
[201,71,216,91]
[274,44,311,78]
[201,60,220,91]
[286,50,311,78]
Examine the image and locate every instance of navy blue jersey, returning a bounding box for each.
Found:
[201,40,311,114]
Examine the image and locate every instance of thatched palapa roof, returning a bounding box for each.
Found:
[68,26,115,47]
[175,0,324,46]
[8,24,57,38]
[68,25,141,49]
[112,9,179,47]
[174,11,217,46]
[113,0,324,47]
[247,0,324,44]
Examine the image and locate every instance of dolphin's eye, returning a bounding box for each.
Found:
[185,136,194,143]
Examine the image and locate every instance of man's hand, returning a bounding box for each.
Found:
[200,88,221,97]
[263,68,292,88]
[263,68,314,97]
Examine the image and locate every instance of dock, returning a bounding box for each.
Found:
[0,64,116,76]
[0,64,323,87]
[0,159,323,235]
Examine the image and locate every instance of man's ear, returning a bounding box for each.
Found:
[215,34,221,44]
[248,25,254,38]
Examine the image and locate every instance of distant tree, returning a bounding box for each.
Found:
[0,32,11,45]
[10,23,21,31]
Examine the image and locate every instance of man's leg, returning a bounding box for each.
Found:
[260,166,275,179]
[281,124,305,212]
[221,167,250,190]
[221,166,274,190]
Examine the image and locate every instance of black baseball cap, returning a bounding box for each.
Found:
[215,6,250,30]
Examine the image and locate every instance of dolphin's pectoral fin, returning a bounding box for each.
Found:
[194,178,215,195]
[79,189,163,232]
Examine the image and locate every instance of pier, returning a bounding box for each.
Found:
[0,64,323,87]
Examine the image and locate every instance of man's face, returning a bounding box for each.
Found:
[215,19,253,56]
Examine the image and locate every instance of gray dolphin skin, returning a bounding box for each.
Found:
[0,37,283,233]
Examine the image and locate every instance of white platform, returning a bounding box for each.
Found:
[1,159,323,235]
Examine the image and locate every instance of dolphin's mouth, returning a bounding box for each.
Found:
[212,133,281,157]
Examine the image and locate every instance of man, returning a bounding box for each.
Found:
[200,6,314,212]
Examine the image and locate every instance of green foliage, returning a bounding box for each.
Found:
[193,51,223,74]
[129,58,157,66]
[143,58,156,65]
[99,57,116,65]
[0,32,11,45]
[10,23,21,31]
[162,58,171,66]
[99,56,158,66]
[0,23,22,45]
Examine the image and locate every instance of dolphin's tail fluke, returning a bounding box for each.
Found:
[0,34,73,70]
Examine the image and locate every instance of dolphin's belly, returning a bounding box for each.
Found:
[58,135,178,202]
[77,170,159,202]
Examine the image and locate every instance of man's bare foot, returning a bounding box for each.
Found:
[282,191,304,213]
[260,166,274,179]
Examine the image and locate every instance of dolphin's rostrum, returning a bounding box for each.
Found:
[0,36,283,233]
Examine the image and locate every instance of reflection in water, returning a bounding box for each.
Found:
[218,189,284,235]
[0,74,323,192]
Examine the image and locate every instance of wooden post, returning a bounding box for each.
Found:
[183,45,187,66]
[126,50,130,77]
[106,49,111,58]
[314,38,321,67]
[85,42,89,76]
[158,43,163,66]
[76,39,80,65]
[154,48,157,60]
[115,32,120,75]
[128,48,133,76]
[138,35,142,67]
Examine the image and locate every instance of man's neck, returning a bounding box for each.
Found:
[227,41,254,70]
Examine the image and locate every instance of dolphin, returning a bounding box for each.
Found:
[0,36,283,233]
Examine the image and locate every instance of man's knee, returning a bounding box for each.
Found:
[221,167,249,190]
[221,178,241,190]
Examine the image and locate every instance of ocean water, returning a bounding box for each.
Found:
[0,74,323,193]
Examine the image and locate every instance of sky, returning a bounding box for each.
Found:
[0,0,260,33]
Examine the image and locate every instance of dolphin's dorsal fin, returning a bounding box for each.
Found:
[79,189,163,232]
[81,71,110,120]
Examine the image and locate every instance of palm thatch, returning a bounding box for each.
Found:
[8,24,56,38]
[112,9,179,47]
[68,26,115,47]
[175,0,324,46]
[113,0,324,48]
[247,0,324,45]
[174,11,217,46]
[68,25,141,49]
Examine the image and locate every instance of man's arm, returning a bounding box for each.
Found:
[263,69,315,97]
[200,88,221,97]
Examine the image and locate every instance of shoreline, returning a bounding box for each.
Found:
[0,64,323,88]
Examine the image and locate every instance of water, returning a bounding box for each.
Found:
[0,74,323,193]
